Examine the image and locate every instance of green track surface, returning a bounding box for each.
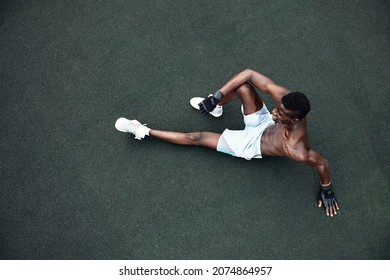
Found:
[1,0,389,259]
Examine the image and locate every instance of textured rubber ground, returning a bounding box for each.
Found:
[1,0,389,260]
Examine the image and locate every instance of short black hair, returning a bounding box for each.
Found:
[281,91,311,120]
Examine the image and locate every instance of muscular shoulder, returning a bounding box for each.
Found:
[284,124,310,162]
[285,143,309,162]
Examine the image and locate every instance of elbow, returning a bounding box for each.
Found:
[242,69,255,82]
[243,68,254,75]
[299,154,310,163]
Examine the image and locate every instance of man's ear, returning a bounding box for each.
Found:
[291,118,300,124]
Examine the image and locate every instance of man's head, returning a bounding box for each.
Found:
[281,91,311,120]
[272,92,311,124]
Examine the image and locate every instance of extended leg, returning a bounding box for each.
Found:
[115,118,221,149]
[149,130,221,149]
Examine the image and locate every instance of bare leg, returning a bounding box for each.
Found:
[149,130,221,150]
[217,89,240,106]
[147,84,262,150]
[218,83,264,115]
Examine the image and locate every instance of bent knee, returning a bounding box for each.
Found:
[236,83,254,95]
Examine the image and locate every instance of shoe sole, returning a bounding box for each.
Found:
[190,97,204,110]
[115,117,142,133]
[189,97,223,117]
[115,118,129,132]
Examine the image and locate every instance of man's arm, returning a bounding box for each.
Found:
[198,69,290,114]
[219,69,290,102]
[304,149,331,185]
[301,149,339,217]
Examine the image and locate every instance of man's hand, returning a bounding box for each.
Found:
[318,185,340,217]
[198,90,224,115]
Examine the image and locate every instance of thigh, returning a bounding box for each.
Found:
[237,83,264,115]
[197,132,222,149]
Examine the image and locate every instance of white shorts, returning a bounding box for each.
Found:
[217,104,275,160]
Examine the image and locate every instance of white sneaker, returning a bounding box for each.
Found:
[115,118,150,140]
[190,97,223,117]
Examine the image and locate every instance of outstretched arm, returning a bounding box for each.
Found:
[287,147,339,217]
[219,69,290,102]
[303,150,340,217]
[304,149,330,185]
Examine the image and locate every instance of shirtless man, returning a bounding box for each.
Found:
[115,69,339,217]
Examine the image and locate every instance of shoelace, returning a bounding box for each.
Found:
[134,123,148,140]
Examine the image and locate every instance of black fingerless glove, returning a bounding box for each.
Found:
[198,90,224,115]
[318,185,338,208]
